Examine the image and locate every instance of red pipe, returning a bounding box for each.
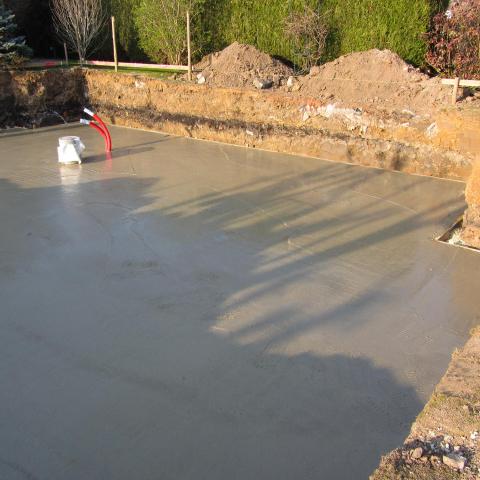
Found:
[93,114,112,152]
[83,108,112,152]
[80,119,110,153]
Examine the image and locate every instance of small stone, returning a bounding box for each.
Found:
[411,447,423,459]
[197,74,206,85]
[443,453,466,471]
[287,76,295,88]
[253,78,273,90]
[426,122,438,138]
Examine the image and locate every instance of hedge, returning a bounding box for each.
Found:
[202,0,448,67]
[321,0,448,66]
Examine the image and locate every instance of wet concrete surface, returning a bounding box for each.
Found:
[1,125,479,480]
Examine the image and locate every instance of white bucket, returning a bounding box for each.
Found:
[57,136,85,164]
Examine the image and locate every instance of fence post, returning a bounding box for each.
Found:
[63,42,69,67]
[187,10,192,81]
[452,77,460,105]
[111,16,118,72]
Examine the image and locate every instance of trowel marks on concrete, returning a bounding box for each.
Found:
[0,126,479,480]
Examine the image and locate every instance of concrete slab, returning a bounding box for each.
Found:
[1,125,479,480]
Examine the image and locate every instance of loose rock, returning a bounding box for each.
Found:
[411,447,423,459]
[443,453,466,471]
[253,78,273,90]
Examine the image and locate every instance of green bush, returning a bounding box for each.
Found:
[101,0,448,68]
[200,0,317,65]
[197,0,446,68]
[321,0,447,66]
[109,0,145,61]
[134,0,207,64]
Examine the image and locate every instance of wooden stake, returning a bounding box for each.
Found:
[186,10,192,81]
[111,16,118,72]
[452,77,460,105]
[63,42,69,67]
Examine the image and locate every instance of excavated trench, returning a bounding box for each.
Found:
[1,67,480,479]
[1,68,477,173]
[1,67,479,245]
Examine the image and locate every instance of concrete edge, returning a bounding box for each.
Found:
[370,327,480,479]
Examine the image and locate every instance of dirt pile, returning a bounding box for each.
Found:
[193,42,294,89]
[297,49,451,113]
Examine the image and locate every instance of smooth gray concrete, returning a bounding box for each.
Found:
[1,125,479,480]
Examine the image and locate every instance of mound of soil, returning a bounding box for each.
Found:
[193,42,294,89]
[297,49,451,113]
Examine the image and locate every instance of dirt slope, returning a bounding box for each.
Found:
[297,49,451,113]
[193,42,294,89]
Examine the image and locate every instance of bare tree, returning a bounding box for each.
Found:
[284,6,329,72]
[51,0,106,64]
[135,0,201,65]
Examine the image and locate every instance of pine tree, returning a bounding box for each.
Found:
[0,0,32,65]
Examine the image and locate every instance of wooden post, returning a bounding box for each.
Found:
[63,42,69,67]
[452,77,460,105]
[111,16,118,72]
[186,10,192,81]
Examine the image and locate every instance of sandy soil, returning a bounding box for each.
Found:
[190,45,478,115]
[462,158,480,248]
[297,49,453,113]
[193,42,294,89]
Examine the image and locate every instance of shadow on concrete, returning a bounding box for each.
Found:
[83,137,170,163]
[0,152,469,480]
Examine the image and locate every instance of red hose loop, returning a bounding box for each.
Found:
[83,108,112,152]
[80,118,110,153]
[93,114,112,152]
[89,122,110,153]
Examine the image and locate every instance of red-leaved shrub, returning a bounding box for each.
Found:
[426,0,480,79]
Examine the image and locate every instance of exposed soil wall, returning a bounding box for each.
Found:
[462,159,480,249]
[83,70,478,181]
[0,69,84,128]
[1,67,479,239]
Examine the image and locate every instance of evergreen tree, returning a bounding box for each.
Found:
[0,0,32,65]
